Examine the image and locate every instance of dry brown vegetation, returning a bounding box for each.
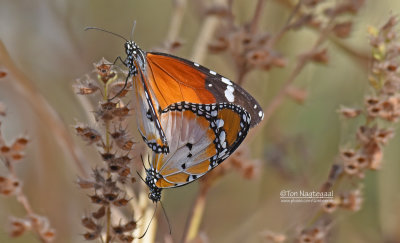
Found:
[0,0,400,242]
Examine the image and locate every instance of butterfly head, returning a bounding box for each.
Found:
[124,40,146,76]
[124,41,139,55]
[145,168,162,203]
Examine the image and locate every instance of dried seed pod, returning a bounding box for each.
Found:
[285,86,308,104]
[92,206,106,219]
[76,177,96,189]
[9,217,32,238]
[118,235,134,242]
[0,71,7,78]
[94,58,117,84]
[310,48,329,63]
[321,197,340,213]
[89,194,109,205]
[83,231,100,240]
[113,198,129,207]
[333,22,353,38]
[81,216,98,231]
[11,137,29,151]
[0,176,20,196]
[123,220,137,231]
[338,106,362,118]
[41,229,56,241]
[0,102,6,116]
[339,189,363,211]
[260,230,286,243]
[74,77,99,95]
[75,125,102,145]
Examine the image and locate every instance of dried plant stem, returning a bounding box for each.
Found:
[106,206,112,243]
[182,186,208,243]
[236,0,299,86]
[166,0,188,43]
[236,0,267,86]
[3,157,49,243]
[248,0,266,34]
[276,0,370,66]
[103,83,112,243]
[267,1,301,49]
[0,40,89,178]
[191,0,228,63]
[251,17,335,139]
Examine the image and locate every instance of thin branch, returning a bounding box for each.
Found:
[250,17,336,138]
[181,185,209,243]
[191,0,229,63]
[248,0,266,34]
[166,0,188,44]
[0,40,89,178]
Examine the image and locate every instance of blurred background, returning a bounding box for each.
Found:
[0,0,400,242]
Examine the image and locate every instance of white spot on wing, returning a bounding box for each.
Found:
[208,84,212,87]
[222,142,226,148]
[210,70,217,75]
[219,131,226,143]
[194,63,200,67]
[221,77,233,85]
[258,111,263,117]
[254,104,257,109]
[216,119,224,128]
[224,85,235,102]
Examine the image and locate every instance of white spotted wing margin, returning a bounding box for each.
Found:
[148,52,264,127]
[133,70,170,154]
[145,101,252,193]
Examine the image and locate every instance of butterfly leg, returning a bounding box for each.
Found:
[109,73,131,101]
[112,56,125,66]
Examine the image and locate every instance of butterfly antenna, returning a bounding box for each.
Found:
[130,21,137,41]
[147,153,152,167]
[140,154,148,169]
[160,201,172,234]
[136,171,146,183]
[138,203,158,239]
[85,26,128,42]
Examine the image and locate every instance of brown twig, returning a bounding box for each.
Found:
[274,0,371,68]
[0,118,55,242]
[181,184,209,243]
[166,0,188,44]
[191,0,229,63]
[248,0,266,34]
[0,40,89,178]
[250,16,336,138]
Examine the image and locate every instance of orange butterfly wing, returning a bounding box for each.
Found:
[146,53,217,109]
[145,52,263,127]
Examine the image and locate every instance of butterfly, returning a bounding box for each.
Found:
[86,26,263,202]
[121,41,264,202]
[122,42,264,155]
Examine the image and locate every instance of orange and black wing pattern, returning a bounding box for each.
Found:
[145,52,264,127]
[134,51,263,155]
[144,101,251,202]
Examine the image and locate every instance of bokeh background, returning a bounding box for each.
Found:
[0,0,400,242]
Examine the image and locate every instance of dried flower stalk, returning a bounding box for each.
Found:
[75,59,141,243]
[0,102,55,242]
[297,15,400,242]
